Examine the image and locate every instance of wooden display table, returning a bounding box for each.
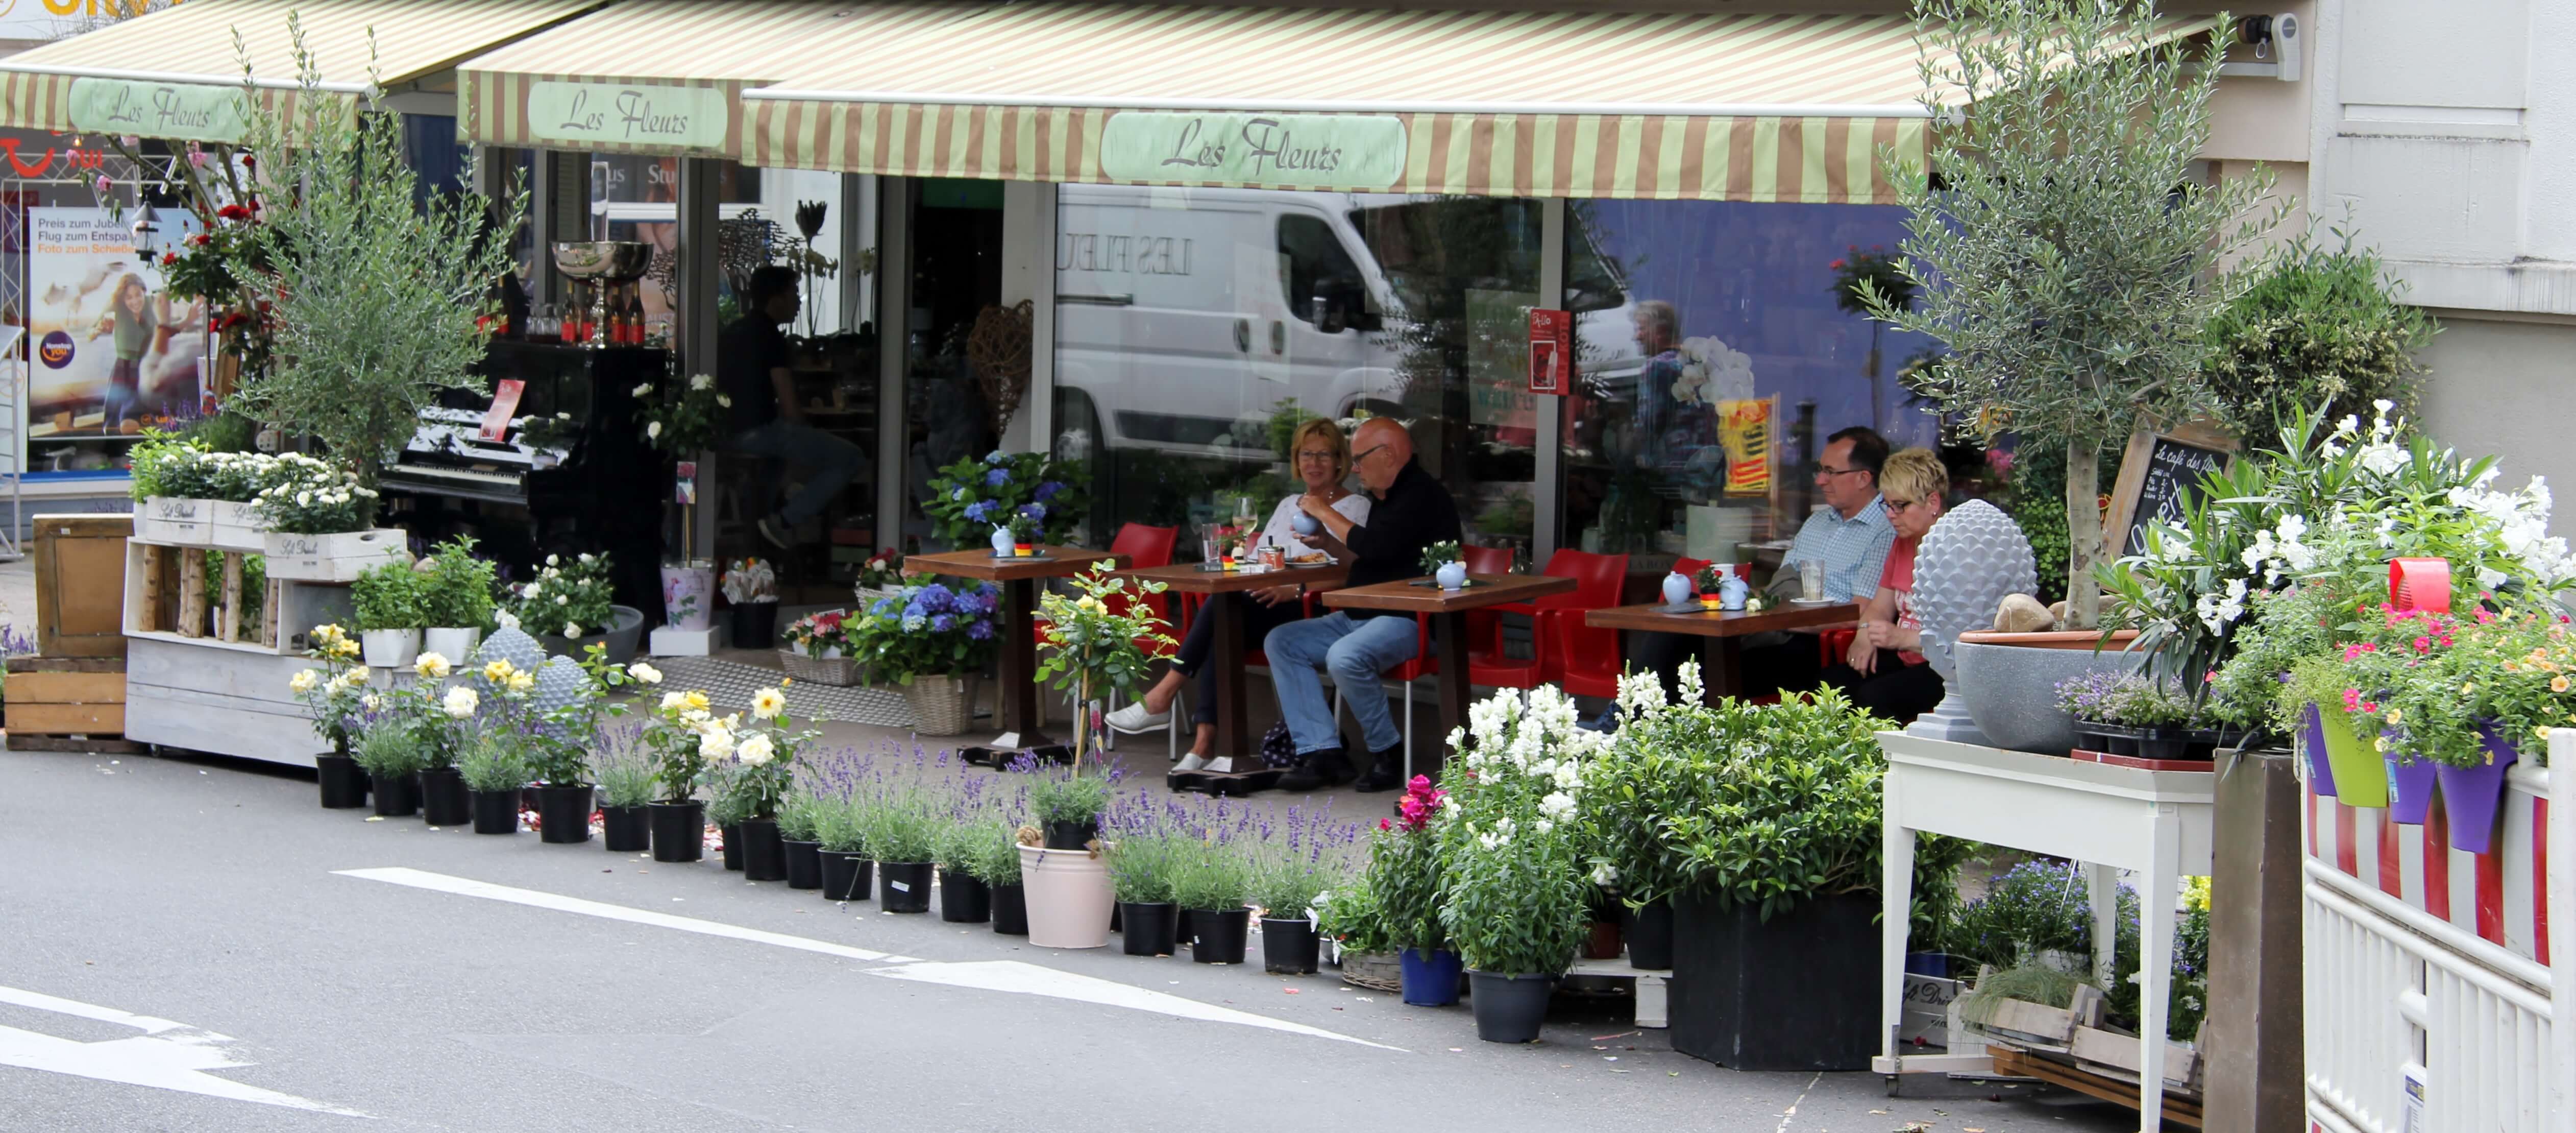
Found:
[1584,600,1861,702]
[1115,560,1348,792]
[909,545,1121,765]
[1319,573,1574,779]
[1874,732,2216,1131]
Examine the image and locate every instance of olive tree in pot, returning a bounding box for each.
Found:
[1438,685,1600,1043]
[1629,677,1971,1071]
[1868,0,2280,640]
[287,623,370,808]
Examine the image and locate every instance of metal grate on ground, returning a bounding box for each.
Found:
[650,657,920,729]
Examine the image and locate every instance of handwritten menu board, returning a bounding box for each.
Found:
[2104,427,2235,559]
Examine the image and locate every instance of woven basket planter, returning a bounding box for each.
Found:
[778,649,865,687]
[902,673,979,736]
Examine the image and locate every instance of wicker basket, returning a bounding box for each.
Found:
[777,649,864,687]
[902,673,980,736]
[1339,950,1403,993]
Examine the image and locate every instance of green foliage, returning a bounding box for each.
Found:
[421,536,498,630]
[1946,863,2212,1038]
[511,552,617,639]
[350,561,425,632]
[594,731,655,809]
[251,455,377,534]
[353,719,429,778]
[1034,564,1174,707]
[224,18,528,484]
[1366,823,1445,957]
[1876,0,2283,624]
[933,816,988,872]
[2204,227,2436,450]
[813,794,866,853]
[127,430,205,501]
[960,822,1024,885]
[705,769,755,828]
[1313,871,1394,955]
[1169,840,1253,912]
[1417,540,1462,575]
[1029,767,1112,828]
[921,450,1088,546]
[456,728,527,793]
[184,411,260,454]
[199,550,266,639]
[2002,444,2078,605]
[1104,832,1184,905]
[859,790,942,863]
[777,790,827,843]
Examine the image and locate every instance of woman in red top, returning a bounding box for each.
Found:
[1823,447,1947,722]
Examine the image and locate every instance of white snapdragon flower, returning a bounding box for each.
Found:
[1590,862,1620,887]
[690,373,714,391]
[1538,791,1577,821]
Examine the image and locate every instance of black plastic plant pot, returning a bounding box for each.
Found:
[316,755,369,809]
[877,861,934,912]
[1189,907,1252,965]
[535,784,594,844]
[469,789,520,834]
[1120,902,1180,956]
[818,851,873,902]
[601,805,650,852]
[649,802,704,860]
[1624,900,1675,971]
[940,871,992,923]
[2136,727,2195,760]
[721,824,744,871]
[1261,917,1320,974]
[419,767,472,826]
[730,602,779,649]
[1667,890,1878,1071]
[991,883,1029,935]
[739,819,788,880]
[784,840,824,889]
[1468,972,1559,1044]
[370,772,420,817]
[1043,819,1098,851]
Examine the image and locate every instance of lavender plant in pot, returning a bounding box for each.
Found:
[353,718,426,819]
[1174,837,1256,966]
[778,790,827,891]
[456,715,527,835]
[865,787,941,913]
[933,816,994,923]
[1249,804,1352,975]
[593,724,656,853]
[967,822,1026,934]
[1102,801,1183,956]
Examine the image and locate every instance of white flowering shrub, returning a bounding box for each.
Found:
[251,455,378,534]
[1434,685,1603,976]
[510,552,617,639]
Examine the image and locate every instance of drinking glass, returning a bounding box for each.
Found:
[1797,559,1826,602]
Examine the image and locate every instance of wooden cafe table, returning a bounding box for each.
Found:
[1585,600,1863,704]
[1320,572,1576,778]
[907,544,1123,764]
[1115,560,1348,769]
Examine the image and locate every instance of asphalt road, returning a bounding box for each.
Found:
[1,748,2137,1133]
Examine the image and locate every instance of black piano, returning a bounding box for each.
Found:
[380,342,669,622]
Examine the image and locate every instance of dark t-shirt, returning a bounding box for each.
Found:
[717,316,790,433]
[1340,457,1463,619]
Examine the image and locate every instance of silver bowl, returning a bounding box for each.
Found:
[551,241,652,281]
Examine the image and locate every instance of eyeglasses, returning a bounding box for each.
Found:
[1814,465,1871,480]
[1351,443,1389,466]
[1884,497,1923,514]
[1295,449,1340,463]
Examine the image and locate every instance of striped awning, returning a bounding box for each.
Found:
[457,0,856,158]
[0,0,600,142]
[731,4,2206,202]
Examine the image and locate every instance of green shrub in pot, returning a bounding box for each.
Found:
[352,562,426,633]
[422,536,498,632]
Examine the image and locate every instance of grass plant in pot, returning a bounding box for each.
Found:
[420,536,497,663]
[865,787,941,913]
[779,791,827,891]
[287,623,371,808]
[1173,836,1256,966]
[457,719,527,835]
[1367,776,1457,1006]
[352,560,425,669]
[1439,685,1602,1043]
[849,579,1001,736]
[1249,806,1350,975]
[1102,802,1183,956]
[353,717,426,818]
[638,682,718,863]
[593,725,656,853]
[713,684,814,882]
[934,818,995,923]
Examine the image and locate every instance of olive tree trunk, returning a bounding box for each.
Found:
[2064,439,2102,630]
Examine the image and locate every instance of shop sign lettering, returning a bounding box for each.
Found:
[1100,112,1405,189]
[67,78,249,143]
[1056,232,1195,277]
[527,82,727,152]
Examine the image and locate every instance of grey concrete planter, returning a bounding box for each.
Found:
[1952,630,2142,755]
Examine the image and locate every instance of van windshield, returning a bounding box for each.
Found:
[1346,199,1543,318]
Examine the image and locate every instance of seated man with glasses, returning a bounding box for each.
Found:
[1267,417,1462,793]
[1587,425,1897,729]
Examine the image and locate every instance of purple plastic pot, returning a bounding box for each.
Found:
[2433,723,2522,855]
[2382,733,2439,825]
[2302,703,2339,798]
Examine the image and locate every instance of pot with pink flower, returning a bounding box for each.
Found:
[660,559,716,632]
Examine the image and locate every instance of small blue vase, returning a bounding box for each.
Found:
[1660,571,1693,606]
[1400,947,1463,1006]
[1435,561,1468,590]
[1718,570,1750,611]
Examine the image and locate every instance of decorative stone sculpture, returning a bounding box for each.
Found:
[474,625,544,674]
[1994,593,2055,634]
[528,655,591,717]
[1904,498,2039,744]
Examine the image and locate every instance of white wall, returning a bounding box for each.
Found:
[759,166,850,336]
[2413,317,2576,513]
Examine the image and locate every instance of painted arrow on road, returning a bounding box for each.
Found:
[0,984,371,1118]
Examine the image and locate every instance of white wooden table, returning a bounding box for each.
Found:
[1875,733,2216,1131]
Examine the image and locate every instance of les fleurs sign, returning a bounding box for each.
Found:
[67,77,249,143]
[1099,111,1406,189]
[527,81,728,153]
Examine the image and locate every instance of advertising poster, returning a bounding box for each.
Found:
[26,206,207,439]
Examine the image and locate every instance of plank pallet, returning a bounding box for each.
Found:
[4,655,128,741]
[1986,1043,2205,1128]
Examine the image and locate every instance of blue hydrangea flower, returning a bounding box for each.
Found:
[1034,480,1063,501]
[985,450,1008,465]
[930,614,955,633]
[1018,503,1045,522]
[951,487,967,500]
[870,598,896,617]
[984,468,1010,488]
[904,600,928,620]
[901,615,926,633]
[965,619,993,641]
[917,586,951,614]
[964,500,994,522]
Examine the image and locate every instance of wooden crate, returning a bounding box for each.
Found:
[124,542,294,648]
[4,655,127,737]
[32,514,131,659]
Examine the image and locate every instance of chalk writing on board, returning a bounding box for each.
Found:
[2122,436,2230,557]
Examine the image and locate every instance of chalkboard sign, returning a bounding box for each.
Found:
[2103,426,2237,559]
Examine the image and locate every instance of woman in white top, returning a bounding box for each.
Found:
[1106,419,1370,769]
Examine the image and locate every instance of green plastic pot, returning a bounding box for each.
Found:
[2315,702,2388,808]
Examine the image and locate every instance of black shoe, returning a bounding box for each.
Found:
[1353,749,1405,793]
[1276,748,1354,793]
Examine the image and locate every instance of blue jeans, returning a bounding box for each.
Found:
[1265,612,1420,757]
[731,420,866,525]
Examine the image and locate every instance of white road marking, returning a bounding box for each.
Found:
[0,985,370,1118]
[340,867,1397,1051]
[868,960,1404,1051]
[335,867,919,963]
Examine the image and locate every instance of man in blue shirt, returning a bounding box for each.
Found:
[1588,426,1896,728]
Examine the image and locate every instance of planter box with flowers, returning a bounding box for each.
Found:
[130,437,329,550]
[251,459,401,582]
[851,548,920,608]
[849,579,1001,732]
[780,609,862,686]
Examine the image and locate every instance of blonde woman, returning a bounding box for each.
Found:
[1823,446,1949,722]
[1106,418,1369,770]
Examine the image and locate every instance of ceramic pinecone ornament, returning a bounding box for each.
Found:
[473,625,545,676]
[1910,498,2039,680]
[527,656,591,716]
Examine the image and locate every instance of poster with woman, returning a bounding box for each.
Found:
[26,206,206,439]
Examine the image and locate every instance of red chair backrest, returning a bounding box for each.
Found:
[1111,523,1178,570]
[1463,544,1513,574]
[1542,549,1629,609]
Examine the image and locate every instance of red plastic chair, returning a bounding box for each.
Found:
[1458,544,1516,667]
[1556,557,1704,699]
[1468,550,1629,690]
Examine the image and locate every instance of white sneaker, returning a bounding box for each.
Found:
[1172,753,1209,773]
[1105,701,1170,733]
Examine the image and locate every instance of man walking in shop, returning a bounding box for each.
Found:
[722,266,866,550]
[1268,417,1462,794]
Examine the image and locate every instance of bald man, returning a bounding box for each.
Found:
[1268,417,1463,793]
